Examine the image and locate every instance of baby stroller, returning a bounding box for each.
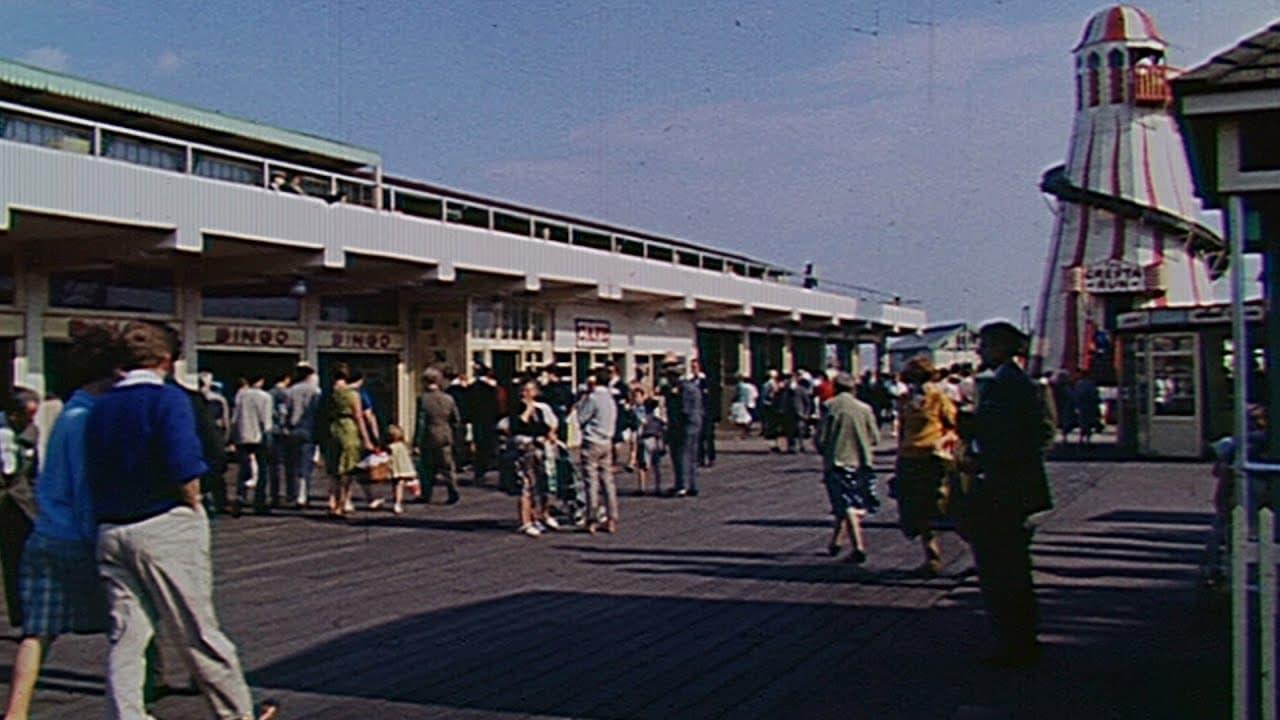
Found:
[544,440,587,528]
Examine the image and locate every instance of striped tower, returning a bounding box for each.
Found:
[1032,5,1221,378]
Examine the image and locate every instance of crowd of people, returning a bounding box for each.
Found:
[0,318,1065,718]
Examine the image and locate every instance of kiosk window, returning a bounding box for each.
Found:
[1151,353,1195,417]
[50,268,174,314]
[203,284,299,321]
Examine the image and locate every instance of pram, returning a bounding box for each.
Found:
[498,436,587,527]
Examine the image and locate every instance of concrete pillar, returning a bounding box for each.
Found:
[301,294,320,368]
[781,333,794,374]
[19,259,46,396]
[1266,245,1280,463]
[175,278,200,387]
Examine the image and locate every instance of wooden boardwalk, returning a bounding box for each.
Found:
[2,438,1227,719]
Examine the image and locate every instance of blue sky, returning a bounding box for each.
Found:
[2,0,1277,322]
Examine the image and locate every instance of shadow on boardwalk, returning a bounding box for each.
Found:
[248,506,1227,720]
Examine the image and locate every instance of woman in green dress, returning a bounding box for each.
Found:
[323,364,372,518]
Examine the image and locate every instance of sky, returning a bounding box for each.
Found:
[2,0,1277,324]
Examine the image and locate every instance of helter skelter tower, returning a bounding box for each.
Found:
[1032,5,1223,379]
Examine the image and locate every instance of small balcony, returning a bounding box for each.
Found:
[1131,65,1175,107]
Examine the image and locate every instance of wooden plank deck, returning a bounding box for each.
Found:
[1,438,1227,719]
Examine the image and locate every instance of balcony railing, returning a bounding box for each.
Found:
[0,98,804,287]
[1132,65,1175,107]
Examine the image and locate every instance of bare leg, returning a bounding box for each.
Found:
[4,636,49,720]
[844,508,867,564]
[828,517,846,555]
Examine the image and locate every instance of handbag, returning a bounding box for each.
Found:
[358,451,393,483]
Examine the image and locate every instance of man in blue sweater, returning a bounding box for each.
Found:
[87,322,277,720]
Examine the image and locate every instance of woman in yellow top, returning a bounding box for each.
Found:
[893,356,957,577]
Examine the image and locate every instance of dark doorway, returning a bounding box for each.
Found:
[198,350,300,400]
[491,350,519,398]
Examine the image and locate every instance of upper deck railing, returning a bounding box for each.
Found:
[1132,65,1176,107]
[0,98,820,286]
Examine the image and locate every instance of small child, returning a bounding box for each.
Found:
[385,424,418,515]
[634,394,666,496]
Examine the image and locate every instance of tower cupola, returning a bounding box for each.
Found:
[1074,5,1171,109]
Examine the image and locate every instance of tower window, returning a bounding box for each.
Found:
[1108,49,1125,104]
[1087,53,1101,107]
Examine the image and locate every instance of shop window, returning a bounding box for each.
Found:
[336,179,377,208]
[1107,49,1125,104]
[202,284,299,322]
[572,229,612,252]
[101,131,186,172]
[0,255,14,305]
[446,201,489,228]
[469,299,547,341]
[50,267,174,314]
[395,192,443,220]
[1239,112,1280,172]
[535,221,569,243]
[647,244,674,262]
[320,292,399,325]
[193,151,262,186]
[494,211,532,236]
[618,238,644,257]
[0,111,92,153]
[1087,52,1101,107]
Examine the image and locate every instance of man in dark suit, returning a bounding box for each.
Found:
[415,367,461,505]
[465,366,501,485]
[968,320,1053,667]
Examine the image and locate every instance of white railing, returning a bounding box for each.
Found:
[1228,195,1277,720]
[0,98,827,293]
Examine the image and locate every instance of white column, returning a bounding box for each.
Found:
[19,260,46,396]
[301,294,320,368]
[175,278,200,387]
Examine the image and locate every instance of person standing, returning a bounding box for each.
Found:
[578,369,619,533]
[444,370,471,471]
[893,356,957,578]
[466,367,501,486]
[266,373,291,509]
[230,375,273,515]
[284,364,320,508]
[414,367,461,506]
[818,373,881,565]
[1072,370,1101,446]
[965,320,1053,667]
[502,381,559,538]
[4,327,117,720]
[86,321,278,720]
[729,375,757,439]
[667,363,704,497]
[691,359,717,469]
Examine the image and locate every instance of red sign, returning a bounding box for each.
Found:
[575,319,611,349]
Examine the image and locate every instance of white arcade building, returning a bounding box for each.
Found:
[1033,5,1223,384]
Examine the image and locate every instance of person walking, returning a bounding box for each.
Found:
[414,367,461,506]
[0,388,40,637]
[729,375,757,438]
[320,364,373,519]
[85,321,278,720]
[230,375,273,515]
[283,364,320,508]
[964,320,1053,667]
[4,327,116,720]
[631,387,666,496]
[384,424,417,515]
[817,373,881,565]
[578,369,619,533]
[892,356,957,578]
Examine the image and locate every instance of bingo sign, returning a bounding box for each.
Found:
[1084,259,1146,294]
[323,330,405,352]
[200,324,303,348]
[575,319,611,349]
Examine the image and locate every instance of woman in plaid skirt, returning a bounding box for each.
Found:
[4,327,118,720]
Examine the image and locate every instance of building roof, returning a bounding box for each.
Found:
[1075,5,1166,51]
[0,58,381,168]
[1175,20,1280,92]
[887,321,970,353]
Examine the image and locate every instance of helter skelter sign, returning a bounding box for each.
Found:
[1083,259,1146,294]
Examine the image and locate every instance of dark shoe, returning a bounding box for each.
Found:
[827,542,841,557]
[688,489,699,497]
[253,507,272,516]
[844,549,867,565]
[446,490,460,505]
[915,560,942,579]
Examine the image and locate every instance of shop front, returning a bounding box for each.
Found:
[552,304,696,391]
[317,327,406,433]
[1116,303,1264,458]
[194,322,304,399]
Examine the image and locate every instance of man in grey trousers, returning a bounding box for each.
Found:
[86,322,277,720]
[578,368,619,533]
